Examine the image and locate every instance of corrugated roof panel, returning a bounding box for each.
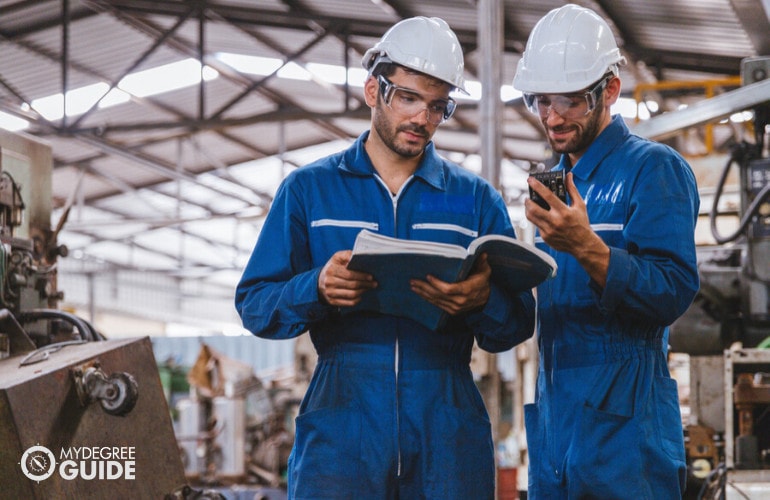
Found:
[79,151,174,192]
[208,120,347,167]
[45,134,113,165]
[61,95,186,134]
[0,42,95,102]
[169,131,269,171]
[51,164,115,206]
[227,150,284,180]
[150,14,289,60]
[152,176,259,213]
[0,0,93,34]
[297,0,396,23]
[410,1,482,32]
[245,25,353,67]
[16,15,184,86]
[67,18,184,79]
[92,190,207,227]
[605,0,756,57]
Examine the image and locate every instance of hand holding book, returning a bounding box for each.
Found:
[345,230,557,330]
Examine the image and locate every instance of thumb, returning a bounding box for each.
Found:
[566,172,582,208]
[335,250,353,266]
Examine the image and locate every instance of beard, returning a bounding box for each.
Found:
[546,100,605,156]
[372,101,430,158]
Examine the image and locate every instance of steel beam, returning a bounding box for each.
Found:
[631,78,770,141]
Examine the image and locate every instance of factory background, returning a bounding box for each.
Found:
[1,0,769,498]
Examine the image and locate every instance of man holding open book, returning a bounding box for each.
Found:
[235,16,535,500]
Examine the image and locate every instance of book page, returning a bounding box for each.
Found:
[351,230,468,258]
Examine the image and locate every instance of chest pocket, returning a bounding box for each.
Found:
[584,181,627,249]
[409,193,477,246]
[309,218,378,266]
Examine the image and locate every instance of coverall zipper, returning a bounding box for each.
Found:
[375,173,413,478]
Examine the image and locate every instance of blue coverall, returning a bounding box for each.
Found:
[235,131,536,499]
[526,115,700,499]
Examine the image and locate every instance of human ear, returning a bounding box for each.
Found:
[363,76,379,108]
[604,77,622,105]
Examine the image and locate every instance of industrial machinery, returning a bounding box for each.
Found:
[174,343,297,493]
[0,130,219,499]
[0,131,98,350]
[665,56,770,498]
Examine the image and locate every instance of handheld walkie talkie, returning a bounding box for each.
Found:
[529,170,567,210]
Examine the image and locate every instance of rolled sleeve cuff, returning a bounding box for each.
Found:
[293,268,332,322]
[466,284,508,327]
[591,247,631,315]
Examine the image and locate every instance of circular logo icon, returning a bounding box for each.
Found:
[20,445,56,482]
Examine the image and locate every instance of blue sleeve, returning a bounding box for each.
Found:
[469,285,536,352]
[591,151,700,326]
[465,186,536,352]
[234,178,330,339]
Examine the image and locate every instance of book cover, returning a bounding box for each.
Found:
[345,230,557,330]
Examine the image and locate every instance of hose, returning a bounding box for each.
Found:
[709,143,770,244]
[17,308,104,342]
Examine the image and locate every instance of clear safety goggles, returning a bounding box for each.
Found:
[523,74,612,119]
[377,75,456,125]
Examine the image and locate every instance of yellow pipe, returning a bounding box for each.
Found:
[633,77,742,155]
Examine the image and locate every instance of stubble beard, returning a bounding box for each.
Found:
[372,103,429,159]
[547,104,604,156]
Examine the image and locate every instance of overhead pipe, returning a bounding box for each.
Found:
[632,76,742,152]
[630,78,770,141]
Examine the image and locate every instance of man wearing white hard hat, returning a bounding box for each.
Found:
[236,17,535,499]
[513,4,699,498]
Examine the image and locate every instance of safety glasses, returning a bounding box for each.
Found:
[523,74,613,119]
[377,75,456,125]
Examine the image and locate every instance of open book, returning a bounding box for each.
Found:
[345,229,557,330]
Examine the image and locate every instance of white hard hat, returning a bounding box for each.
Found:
[513,4,626,94]
[362,16,467,93]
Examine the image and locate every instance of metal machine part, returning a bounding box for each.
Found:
[213,397,246,479]
[684,424,720,482]
[73,362,139,416]
[0,135,99,349]
[726,350,770,473]
[0,337,187,498]
[175,386,296,488]
[174,344,297,489]
[684,350,770,500]
[177,397,207,477]
[164,484,227,500]
[719,348,770,498]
